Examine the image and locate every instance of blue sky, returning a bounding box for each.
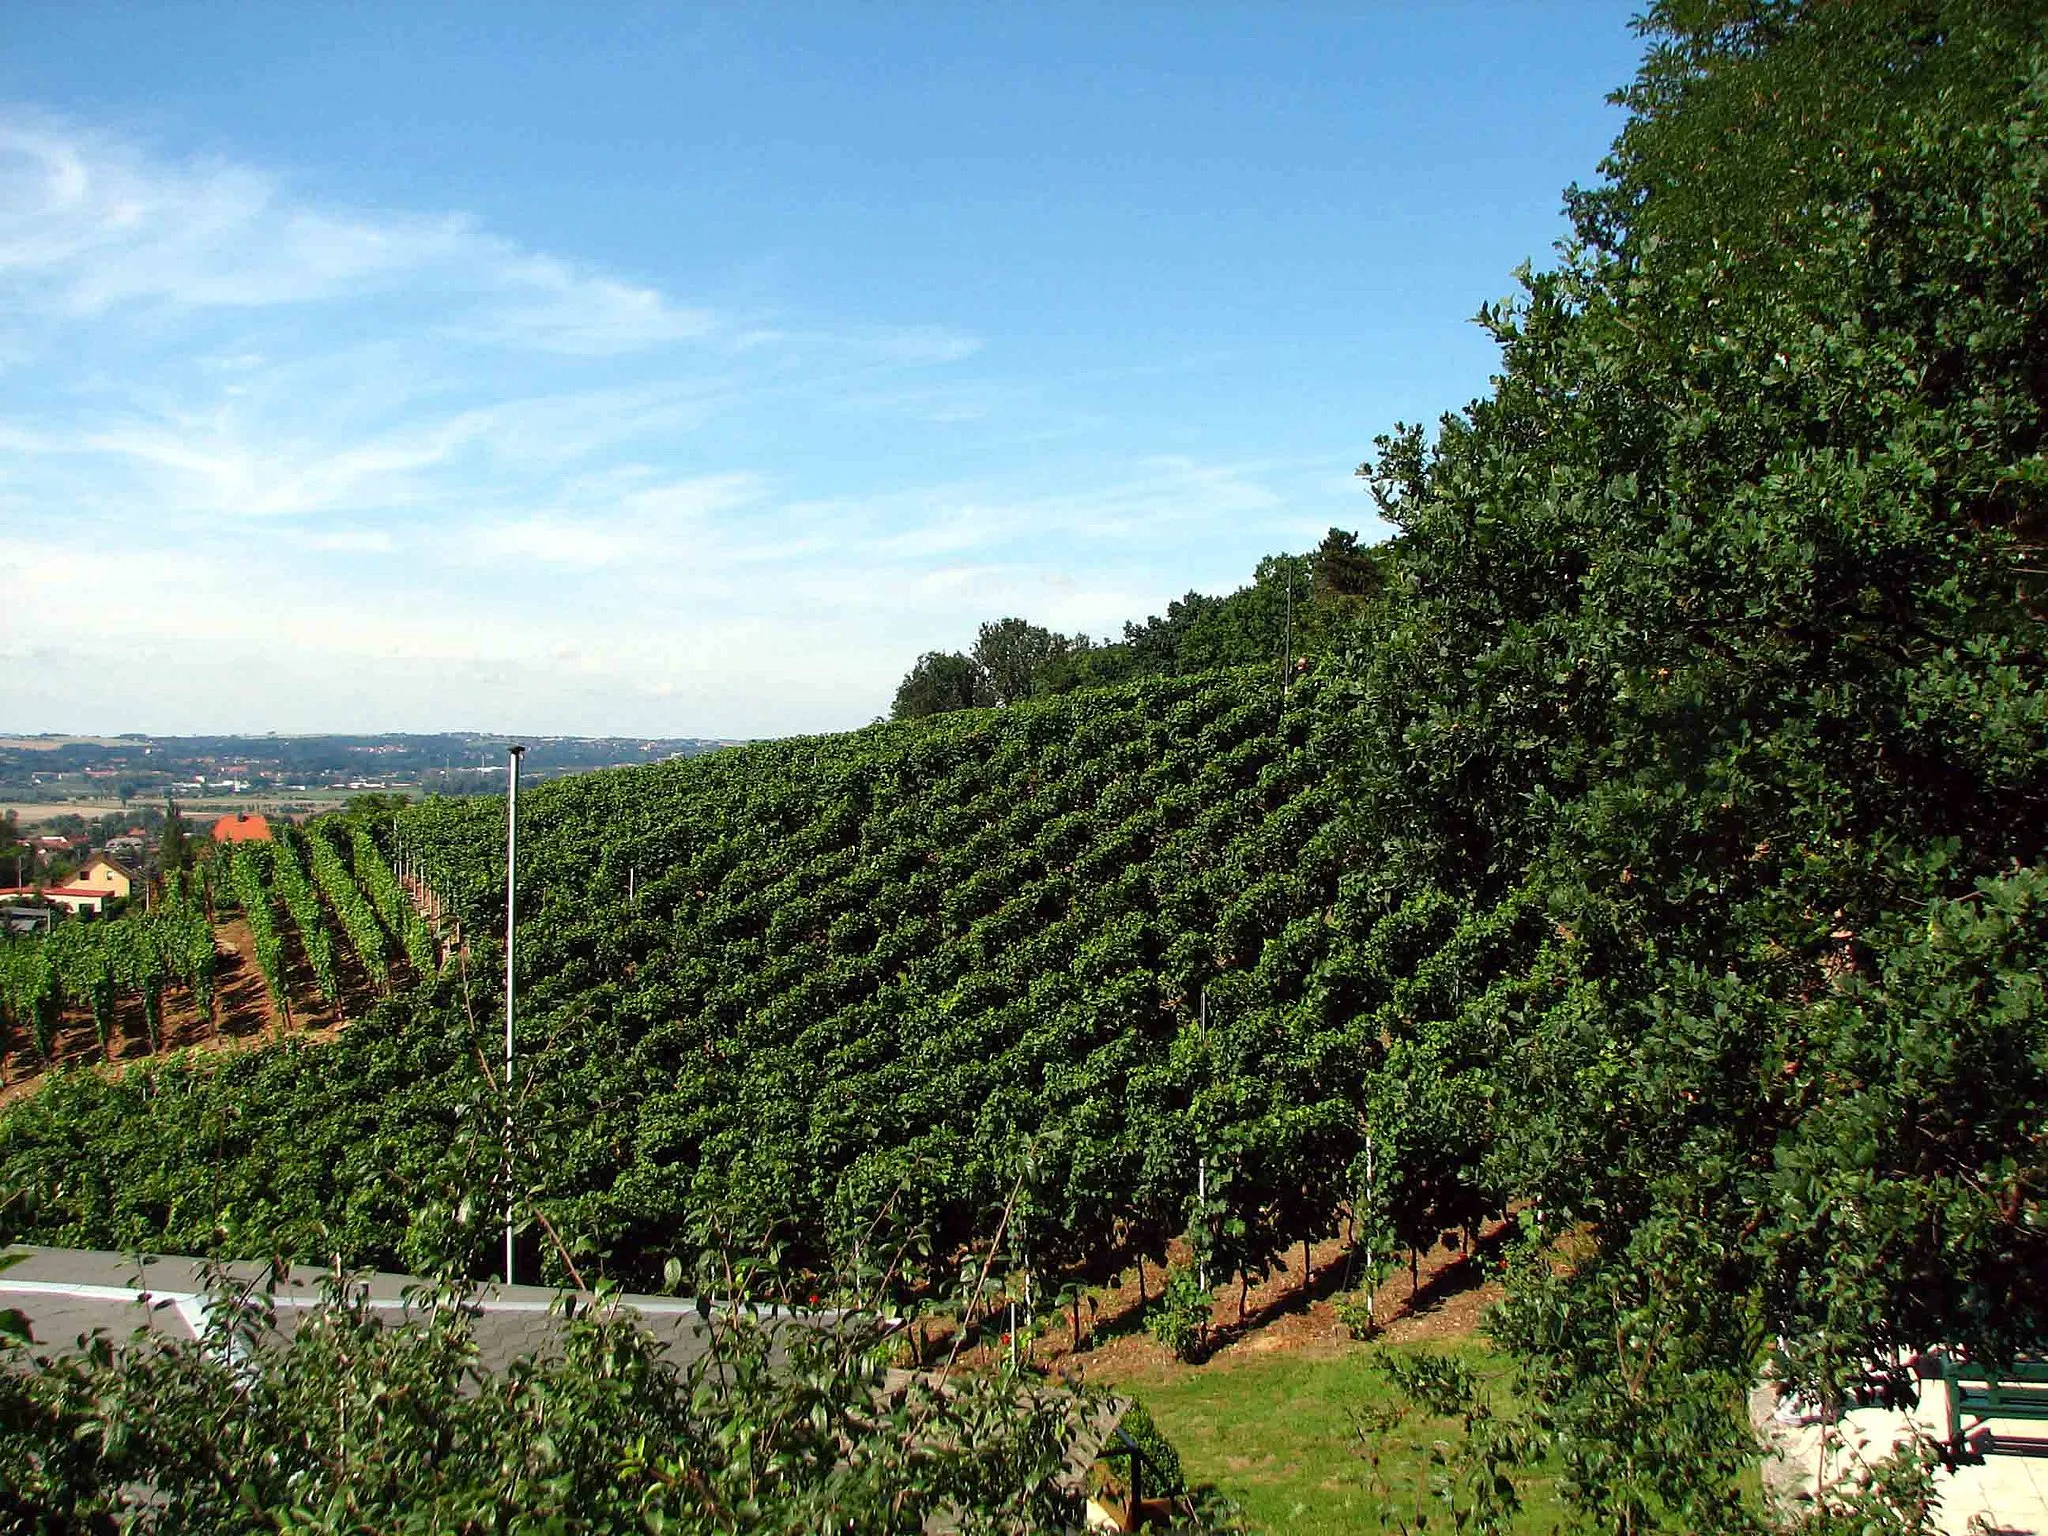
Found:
[0,3,1644,737]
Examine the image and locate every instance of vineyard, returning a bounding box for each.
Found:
[0,825,429,1085]
[0,667,1501,1302]
[392,664,1502,1294]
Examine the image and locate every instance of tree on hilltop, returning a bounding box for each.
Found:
[972,618,1086,706]
[891,651,995,719]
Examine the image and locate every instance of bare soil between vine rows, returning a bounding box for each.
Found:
[939,1219,1511,1378]
[0,916,372,1106]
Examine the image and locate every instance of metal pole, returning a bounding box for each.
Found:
[504,744,525,1287]
[1281,570,1295,706]
[1197,989,1209,1291]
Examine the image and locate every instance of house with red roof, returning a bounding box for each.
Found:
[211,812,273,844]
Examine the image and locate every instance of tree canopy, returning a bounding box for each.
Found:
[891,529,1395,716]
[890,649,996,719]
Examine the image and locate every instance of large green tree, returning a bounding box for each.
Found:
[890,650,995,719]
[972,618,1085,706]
[158,800,189,878]
[1334,0,2048,1522]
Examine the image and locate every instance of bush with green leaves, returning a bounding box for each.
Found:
[0,1248,1221,1535]
[1116,1399,1188,1500]
[1146,1268,1212,1365]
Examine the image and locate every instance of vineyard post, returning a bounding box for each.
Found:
[504,743,525,1288]
[1362,1133,1376,1331]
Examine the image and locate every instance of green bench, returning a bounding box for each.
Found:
[1942,1352,2048,1456]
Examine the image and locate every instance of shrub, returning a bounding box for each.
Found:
[1146,1268,1212,1364]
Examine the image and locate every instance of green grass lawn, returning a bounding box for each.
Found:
[1095,1338,1567,1535]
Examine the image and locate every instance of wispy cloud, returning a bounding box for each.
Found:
[302,529,395,554]
[0,117,469,315]
[0,113,720,356]
[458,254,720,356]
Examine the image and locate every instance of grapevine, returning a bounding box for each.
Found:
[350,824,434,977]
[305,825,391,993]
[271,831,342,1006]
[227,844,291,1031]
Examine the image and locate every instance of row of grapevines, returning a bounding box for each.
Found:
[304,827,391,993]
[349,825,435,976]
[0,895,218,1065]
[227,845,291,1027]
[270,832,342,1006]
[0,942,59,1061]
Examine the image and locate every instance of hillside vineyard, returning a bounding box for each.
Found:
[1,667,1507,1291]
[402,664,1516,1286]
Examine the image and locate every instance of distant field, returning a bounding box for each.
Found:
[0,737,136,752]
[2,800,135,826]
[1,796,352,827]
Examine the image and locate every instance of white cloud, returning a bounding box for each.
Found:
[467,255,719,355]
[303,529,395,554]
[617,472,763,520]
[474,514,633,569]
[0,113,726,360]
[464,473,768,569]
[0,118,470,315]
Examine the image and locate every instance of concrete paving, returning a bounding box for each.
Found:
[1755,1375,2048,1535]
[0,1244,724,1374]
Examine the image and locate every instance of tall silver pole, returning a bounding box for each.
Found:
[1281,570,1295,706]
[1197,989,1209,1292]
[504,743,525,1287]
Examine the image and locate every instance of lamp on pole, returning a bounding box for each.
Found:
[504,743,525,1287]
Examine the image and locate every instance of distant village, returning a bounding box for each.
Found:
[0,807,275,933]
